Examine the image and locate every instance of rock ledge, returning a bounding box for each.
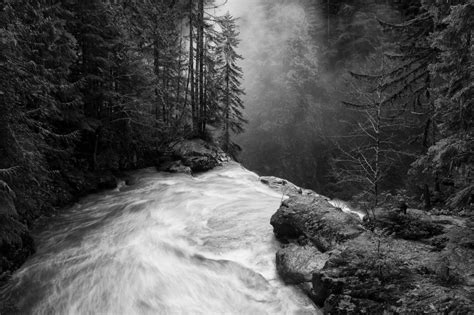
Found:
[269,181,474,313]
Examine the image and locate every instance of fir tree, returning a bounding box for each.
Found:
[430,2,473,137]
[217,13,246,156]
[409,1,473,209]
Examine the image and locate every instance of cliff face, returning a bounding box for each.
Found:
[264,179,474,314]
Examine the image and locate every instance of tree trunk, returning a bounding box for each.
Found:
[154,38,161,121]
[92,131,100,171]
[189,1,196,132]
[197,0,205,135]
[224,70,230,152]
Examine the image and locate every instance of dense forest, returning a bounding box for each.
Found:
[238,0,472,213]
[0,0,246,277]
[0,0,472,295]
[0,0,472,313]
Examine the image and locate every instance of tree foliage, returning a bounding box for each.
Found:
[217,13,247,156]
[237,0,471,210]
[0,0,246,218]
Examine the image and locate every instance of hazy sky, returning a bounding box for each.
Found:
[217,0,256,17]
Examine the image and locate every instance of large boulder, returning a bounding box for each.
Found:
[259,176,326,198]
[168,139,228,173]
[270,195,364,252]
[311,231,474,313]
[260,177,304,196]
[96,174,118,191]
[159,160,192,175]
[270,183,474,313]
[276,243,329,284]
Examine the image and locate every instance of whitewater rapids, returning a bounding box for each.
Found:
[1,162,318,314]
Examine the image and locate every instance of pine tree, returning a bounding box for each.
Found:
[0,1,79,168]
[217,13,246,156]
[202,22,222,129]
[430,2,472,137]
[377,2,439,148]
[409,1,473,209]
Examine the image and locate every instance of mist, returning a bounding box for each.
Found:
[218,0,406,195]
[219,0,321,102]
[217,0,327,191]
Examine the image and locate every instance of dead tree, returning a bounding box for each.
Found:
[333,54,417,218]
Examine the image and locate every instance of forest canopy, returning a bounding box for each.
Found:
[0,0,246,222]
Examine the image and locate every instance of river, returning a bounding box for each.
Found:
[1,162,318,314]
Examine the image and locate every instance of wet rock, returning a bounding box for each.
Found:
[124,176,137,186]
[159,160,192,175]
[270,195,364,252]
[270,185,474,313]
[182,155,218,173]
[276,243,329,284]
[260,176,326,198]
[260,177,303,196]
[97,174,117,191]
[311,233,417,310]
[169,139,227,173]
[310,231,474,313]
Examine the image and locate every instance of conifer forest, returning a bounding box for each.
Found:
[0,0,472,314]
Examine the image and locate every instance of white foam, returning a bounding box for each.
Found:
[2,163,319,315]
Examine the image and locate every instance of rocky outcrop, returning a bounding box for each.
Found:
[260,177,304,196]
[160,139,229,174]
[311,229,473,314]
[260,176,327,199]
[158,160,192,175]
[271,195,364,252]
[270,183,474,313]
[276,243,328,284]
[96,174,118,191]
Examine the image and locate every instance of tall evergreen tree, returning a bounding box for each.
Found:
[409,1,473,209]
[217,13,246,156]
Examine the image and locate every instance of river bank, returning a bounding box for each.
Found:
[264,179,474,313]
[1,165,125,285]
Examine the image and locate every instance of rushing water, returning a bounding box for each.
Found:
[1,162,318,315]
[328,199,365,221]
